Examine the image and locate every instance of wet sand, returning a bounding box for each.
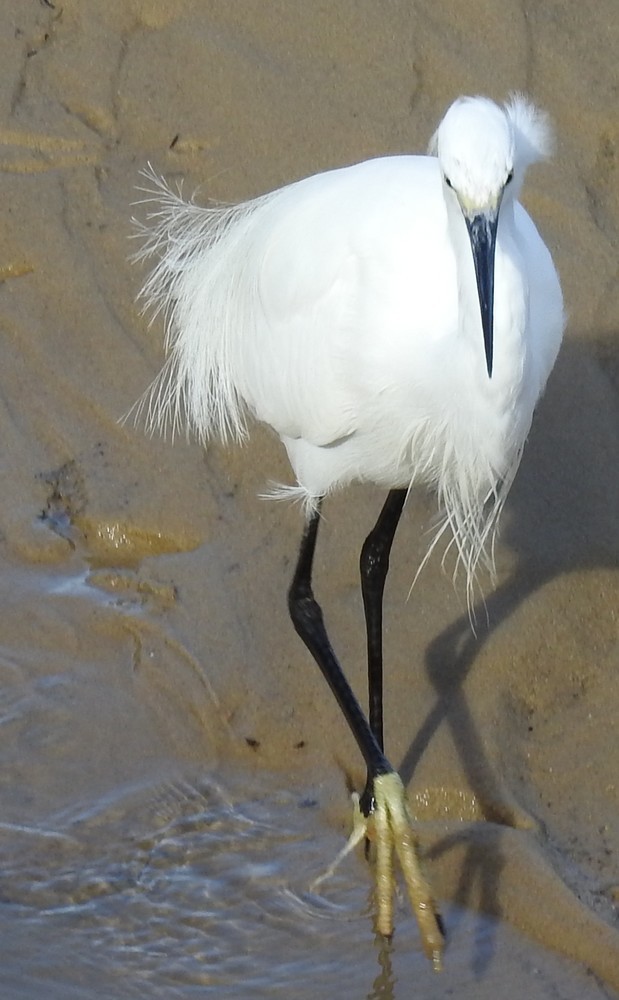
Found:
[1,1,619,996]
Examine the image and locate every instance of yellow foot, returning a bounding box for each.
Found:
[367,773,444,968]
[312,772,444,970]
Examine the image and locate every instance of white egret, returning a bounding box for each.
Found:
[134,94,564,969]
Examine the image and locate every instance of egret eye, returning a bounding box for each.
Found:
[506,169,514,184]
[444,175,454,189]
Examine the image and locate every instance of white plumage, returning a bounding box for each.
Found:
[133,93,565,963]
[134,94,563,593]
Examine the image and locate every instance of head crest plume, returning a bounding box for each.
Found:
[427,93,554,176]
[504,92,554,169]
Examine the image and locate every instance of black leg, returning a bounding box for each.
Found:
[291,500,444,958]
[360,489,407,751]
[288,502,391,783]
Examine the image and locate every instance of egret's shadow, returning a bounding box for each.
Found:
[397,336,619,966]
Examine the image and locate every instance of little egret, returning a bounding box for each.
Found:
[134,94,564,968]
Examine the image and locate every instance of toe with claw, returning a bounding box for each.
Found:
[312,770,444,969]
[360,771,444,969]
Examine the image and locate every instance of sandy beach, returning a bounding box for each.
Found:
[1,1,618,996]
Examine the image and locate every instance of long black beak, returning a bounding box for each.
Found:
[464,208,499,378]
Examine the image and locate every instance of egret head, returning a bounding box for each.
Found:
[429,95,551,378]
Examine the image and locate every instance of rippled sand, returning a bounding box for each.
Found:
[1,1,618,996]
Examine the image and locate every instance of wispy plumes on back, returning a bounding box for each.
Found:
[133,167,277,444]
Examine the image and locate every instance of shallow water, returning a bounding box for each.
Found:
[0,548,616,998]
[0,767,613,1000]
